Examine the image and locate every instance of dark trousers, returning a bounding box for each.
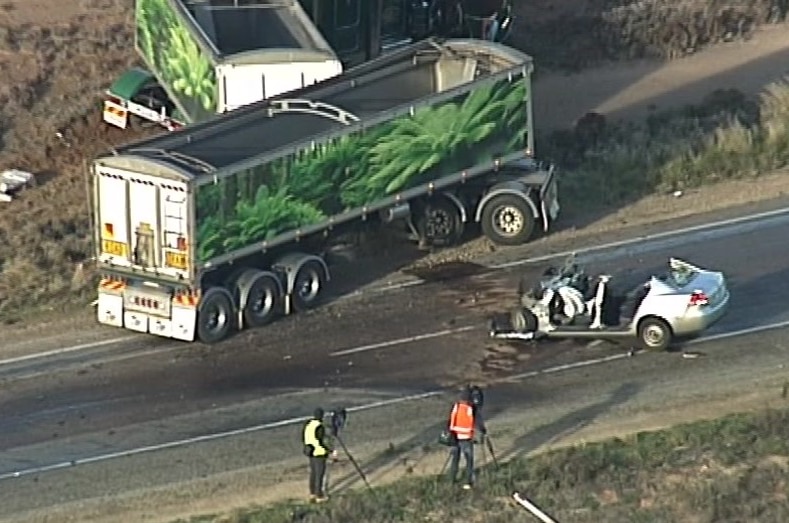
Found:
[447,439,475,484]
[308,455,328,496]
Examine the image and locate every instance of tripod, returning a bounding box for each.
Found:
[482,434,499,469]
[328,408,376,495]
[335,432,373,491]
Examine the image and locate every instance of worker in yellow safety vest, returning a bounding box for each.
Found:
[302,407,337,502]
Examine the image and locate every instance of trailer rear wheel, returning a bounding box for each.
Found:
[243,273,282,328]
[197,288,235,344]
[291,261,327,312]
[481,194,535,246]
[417,196,464,246]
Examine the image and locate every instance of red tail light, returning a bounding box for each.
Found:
[689,291,709,306]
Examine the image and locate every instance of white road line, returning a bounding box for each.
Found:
[489,206,789,270]
[359,206,789,293]
[690,319,789,345]
[3,316,789,482]
[0,390,443,482]
[6,207,789,370]
[0,336,138,367]
[330,325,476,357]
[500,352,642,383]
[4,345,187,383]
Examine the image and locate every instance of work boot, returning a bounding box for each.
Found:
[315,495,330,503]
[462,483,472,490]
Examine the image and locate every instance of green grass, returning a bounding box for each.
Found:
[539,81,789,212]
[172,407,789,523]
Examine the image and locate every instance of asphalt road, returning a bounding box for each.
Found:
[1,205,789,522]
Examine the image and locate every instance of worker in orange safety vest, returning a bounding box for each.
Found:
[446,387,487,488]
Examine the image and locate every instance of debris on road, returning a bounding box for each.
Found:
[0,169,36,202]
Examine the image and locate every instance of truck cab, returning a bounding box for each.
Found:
[103,68,184,131]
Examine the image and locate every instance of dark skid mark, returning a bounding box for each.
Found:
[403,261,490,283]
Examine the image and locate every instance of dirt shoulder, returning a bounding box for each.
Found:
[533,23,789,130]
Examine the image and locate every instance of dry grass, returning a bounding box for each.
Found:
[515,0,789,71]
[541,81,789,210]
[175,407,789,523]
[0,0,153,320]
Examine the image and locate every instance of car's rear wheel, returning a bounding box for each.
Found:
[638,317,672,351]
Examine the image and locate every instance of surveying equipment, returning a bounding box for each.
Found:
[469,384,485,409]
[329,407,374,491]
[483,434,499,469]
[329,407,347,437]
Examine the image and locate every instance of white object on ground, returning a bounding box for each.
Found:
[0,169,36,202]
[513,492,559,523]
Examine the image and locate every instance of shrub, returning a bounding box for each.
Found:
[516,0,789,70]
[539,80,789,209]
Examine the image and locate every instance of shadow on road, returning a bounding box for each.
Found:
[328,396,508,493]
[497,381,641,462]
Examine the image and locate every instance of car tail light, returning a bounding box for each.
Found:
[689,291,709,306]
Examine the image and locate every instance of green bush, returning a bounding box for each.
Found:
[539,80,789,210]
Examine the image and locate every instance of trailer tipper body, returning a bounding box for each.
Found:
[103,0,343,130]
[93,38,560,344]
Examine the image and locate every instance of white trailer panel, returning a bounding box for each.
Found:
[217,60,343,113]
[95,165,190,281]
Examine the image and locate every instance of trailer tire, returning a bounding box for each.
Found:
[638,317,672,351]
[291,260,327,312]
[243,273,282,328]
[510,307,538,333]
[481,193,535,246]
[416,196,464,246]
[197,288,235,344]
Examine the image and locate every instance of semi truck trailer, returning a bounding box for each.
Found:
[103,0,515,131]
[103,0,344,131]
[92,38,558,344]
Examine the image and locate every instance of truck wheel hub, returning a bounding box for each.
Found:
[426,208,452,238]
[298,269,321,301]
[251,289,274,315]
[493,206,524,236]
[206,306,227,331]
